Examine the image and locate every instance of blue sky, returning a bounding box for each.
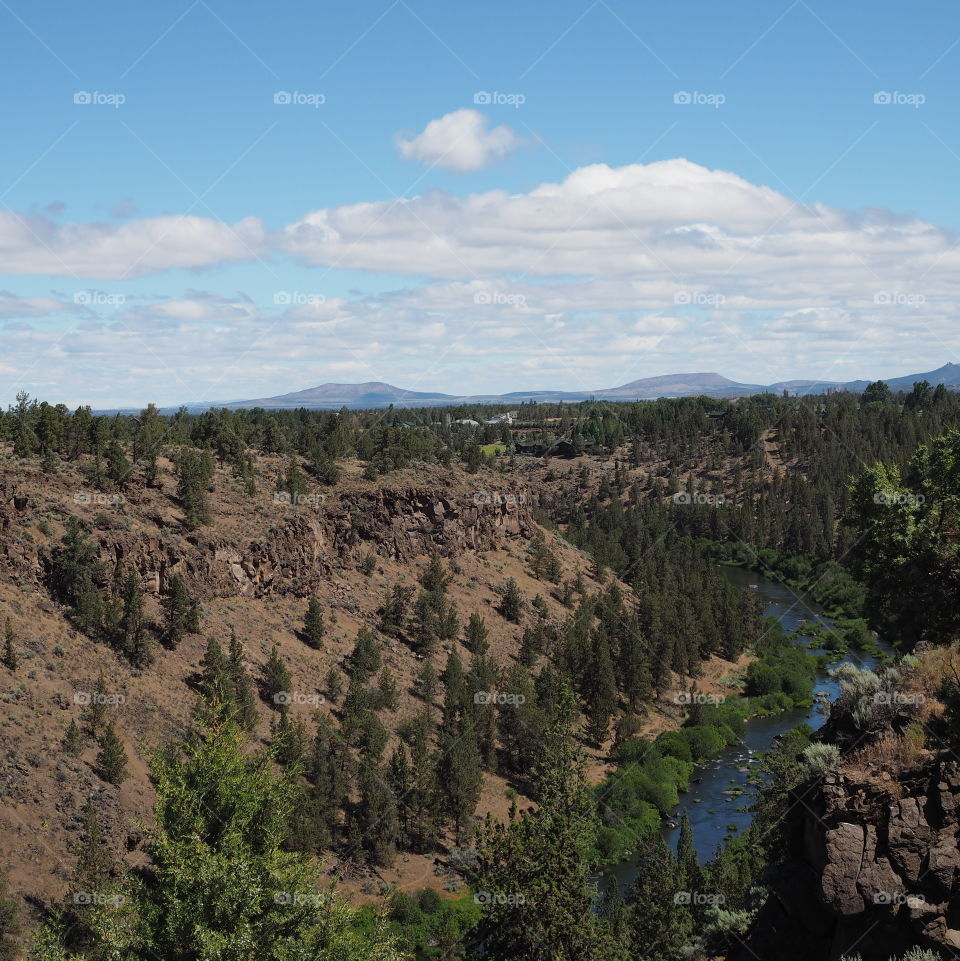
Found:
[2,0,959,406]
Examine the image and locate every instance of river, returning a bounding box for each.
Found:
[607,565,893,889]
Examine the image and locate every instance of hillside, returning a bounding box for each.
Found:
[0,444,745,915]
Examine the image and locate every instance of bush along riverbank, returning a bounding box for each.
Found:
[593,615,818,864]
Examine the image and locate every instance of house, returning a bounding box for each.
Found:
[547,440,578,458]
[486,410,518,425]
[514,441,545,456]
[454,419,480,428]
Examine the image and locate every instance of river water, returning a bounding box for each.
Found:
[607,565,893,889]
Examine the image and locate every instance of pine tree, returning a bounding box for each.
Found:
[626,830,692,959]
[497,577,523,622]
[176,448,214,529]
[434,718,482,843]
[96,723,129,785]
[302,597,325,649]
[468,687,627,961]
[116,569,151,667]
[160,574,200,647]
[227,633,259,731]
[464,612,489,655]
[1,620,17,671]
[376,667,399,711]
[421,554,450,593]
[354,765,400,867]
[349,627,381,681]
[68,796,116,942]
[262,644,292,712]
[62,719,84,756]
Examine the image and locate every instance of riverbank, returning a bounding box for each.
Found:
[601,566,894,882]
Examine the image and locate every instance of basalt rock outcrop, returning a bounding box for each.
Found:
[2,483,535,599]
[736,758,960,960]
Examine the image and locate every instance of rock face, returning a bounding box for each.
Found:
[6,484,534,599]
[737,759,960,960]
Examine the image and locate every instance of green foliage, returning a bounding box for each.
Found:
[302,597,326,650]
[95,723,128,785]
[467,688,628,961]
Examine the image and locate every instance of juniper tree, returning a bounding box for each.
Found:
[175,448,214,528]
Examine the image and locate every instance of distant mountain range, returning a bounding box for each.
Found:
[112,363,960,413]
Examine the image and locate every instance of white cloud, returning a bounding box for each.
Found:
[395,109,520,173]
[0,212,266,279]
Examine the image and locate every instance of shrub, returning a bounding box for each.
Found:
[800,742,840,779]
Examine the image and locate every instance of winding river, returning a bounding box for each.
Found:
[608,565,893,889]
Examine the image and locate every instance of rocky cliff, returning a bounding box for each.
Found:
[0,477,535,600]
[738,757,960,959]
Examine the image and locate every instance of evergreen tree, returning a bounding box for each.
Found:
[468,688,627,961]
[626,830,692,960]
[62,719,84,757]
[160,575,200,647]
[262,644,292,712]
[68,797,116,943]
[52,712,408,961]
[95,723,129,786]
[464,612,489,655]
[227,633,259,731]
[349,627,381,681]
[1,620,17,671]
[497,577,523,623]
[302,597,325,649]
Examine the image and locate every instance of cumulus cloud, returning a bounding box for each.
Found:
[1,158,958,404]
[395,109,520,173]
[0,212,266,279]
